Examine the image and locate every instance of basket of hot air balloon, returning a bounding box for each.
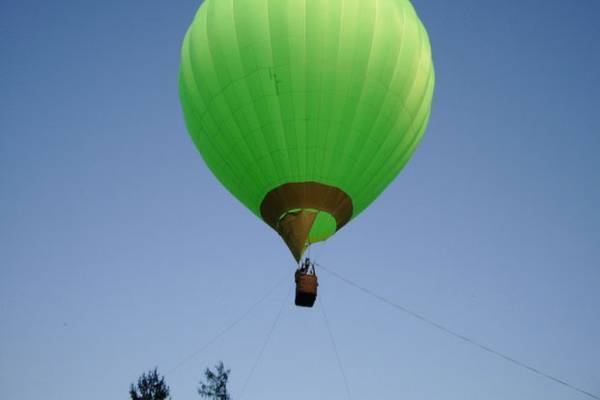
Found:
[295,272,318,308]
[179,0,435,307]
[295,258,318,307]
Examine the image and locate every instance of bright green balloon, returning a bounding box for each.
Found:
[180,0,434,247]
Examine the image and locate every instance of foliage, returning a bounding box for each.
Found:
[198,362,231,400]
[130,368,170,400]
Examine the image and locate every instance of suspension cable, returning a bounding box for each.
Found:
[239,285,291,399]
[166,274,288,376]
[319,296,352,400]
[317,263,599,400]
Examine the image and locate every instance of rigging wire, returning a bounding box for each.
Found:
[239,285,291,399]
[319,296,352,400]
[311,241,323,266]
[166,273,288,376]
[316,263,600,400]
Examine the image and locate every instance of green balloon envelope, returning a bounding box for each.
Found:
[179,0,434,258]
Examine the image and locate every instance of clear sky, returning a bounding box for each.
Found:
[2,0,599,399]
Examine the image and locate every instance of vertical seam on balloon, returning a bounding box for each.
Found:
[229,0,268,209]
[336,0,392,206]
[180,33,208,121]
[389,63,435,177]
[184,10,245,196]
[230,0,281,210]
[357,93,432,209]
[204,0,265,208]
[338,0,384,192]
[284,0,300,187]
[227,0,272,201]
[321,1,345,194]
[349,10,427,206]
[285,0,307,184]
[314,0,328,184]
[253,1,284,193]
[311,0,322,183]
[372,19,433,193]
[303,0,311,185]
[317,0,347,191]
[350,0,408,183]
[315,2,343,212]
[265,0,290,190]
[297,0,308,215]
[333,0,377,192]
[353,54,434,207]
[324,0,356,188]
[290,0,306,180]
[321,1,366,212]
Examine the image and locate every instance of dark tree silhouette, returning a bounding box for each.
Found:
[130,368,170,400]
[198,362,231,400]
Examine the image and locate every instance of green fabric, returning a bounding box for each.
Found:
[277,208,336,244]
[180,0,434,233]
[309,212,337,243]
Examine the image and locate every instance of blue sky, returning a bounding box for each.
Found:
[1,0,599,399]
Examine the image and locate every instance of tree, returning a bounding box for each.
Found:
[198,362,231,400]
[130,368,170,400]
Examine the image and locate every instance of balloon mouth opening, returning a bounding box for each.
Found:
[259,181,353,261]
[277,209,337,244]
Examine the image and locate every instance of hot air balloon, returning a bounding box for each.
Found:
[179,0,434,306]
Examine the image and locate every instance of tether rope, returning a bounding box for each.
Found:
[319,296,352,400]
[166,274,288,376]
[239,285,291,399]
[316,263,599,400]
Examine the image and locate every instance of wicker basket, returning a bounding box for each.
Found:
[295,273,318,307]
